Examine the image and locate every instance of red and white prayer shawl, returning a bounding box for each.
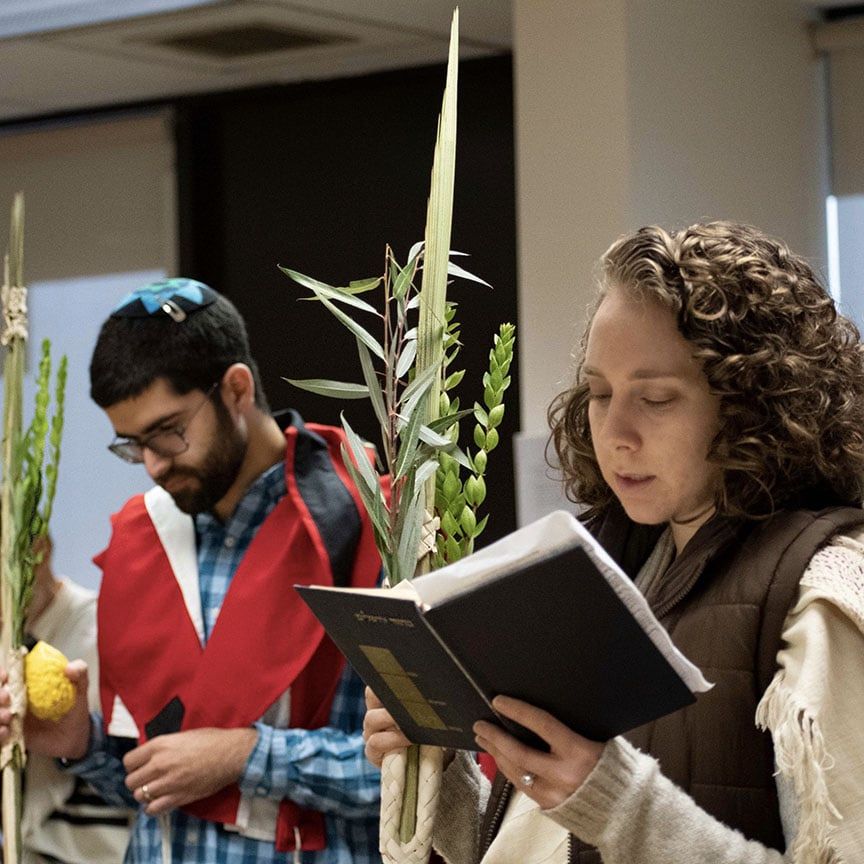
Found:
[95,421,381,853]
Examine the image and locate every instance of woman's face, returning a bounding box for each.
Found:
[585,286,722,552]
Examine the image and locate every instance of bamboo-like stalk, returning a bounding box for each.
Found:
[401,9,459,843]
[1,192,26,864]
[417,10,459,440]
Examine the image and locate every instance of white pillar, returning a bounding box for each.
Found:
[511,0,828,518]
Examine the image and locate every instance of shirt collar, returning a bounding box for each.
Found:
[195,459,285,536]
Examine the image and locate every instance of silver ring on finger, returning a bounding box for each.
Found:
[141,783,152,802]
[520,771,536,789]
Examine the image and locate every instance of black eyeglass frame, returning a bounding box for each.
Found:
[107,382,220,464]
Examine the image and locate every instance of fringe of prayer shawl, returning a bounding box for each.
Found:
[756,676,841,864]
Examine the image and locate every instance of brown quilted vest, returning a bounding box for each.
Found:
[478,506,864,864]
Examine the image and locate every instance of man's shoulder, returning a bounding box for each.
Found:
[114,489,151,518]
[116,487,178,524]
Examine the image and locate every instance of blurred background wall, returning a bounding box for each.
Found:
[0,0,860,587]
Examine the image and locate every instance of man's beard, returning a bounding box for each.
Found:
[159,405,246,515]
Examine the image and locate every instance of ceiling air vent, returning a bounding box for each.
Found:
[147,22,350,59]
[36,1,492,87]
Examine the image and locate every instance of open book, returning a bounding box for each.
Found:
[296,510,712,750]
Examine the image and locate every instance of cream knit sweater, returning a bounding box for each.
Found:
[431,530,864,864]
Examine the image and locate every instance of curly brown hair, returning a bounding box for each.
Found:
[548,221,864,520]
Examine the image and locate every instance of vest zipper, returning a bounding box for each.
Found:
[479,779,513,861]
[652,543,725,620]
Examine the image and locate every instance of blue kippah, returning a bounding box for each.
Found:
[111,278,217,322]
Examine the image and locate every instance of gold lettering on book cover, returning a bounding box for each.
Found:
[355,611,415,627]
[360,645,448,730]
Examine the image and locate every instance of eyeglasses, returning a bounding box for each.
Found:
[108,383,219,464]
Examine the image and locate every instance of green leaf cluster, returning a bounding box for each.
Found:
[5,340,68,646]
[1,195,68,652]
[281,247,515,583]
[282,245,483,586]
[434,314,515,565]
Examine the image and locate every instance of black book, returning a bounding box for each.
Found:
[296,510,711,750]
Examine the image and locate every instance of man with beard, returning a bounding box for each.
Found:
[9,279,383,863]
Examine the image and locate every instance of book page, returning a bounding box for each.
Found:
[410,510,579,604]
[301,579,419,600]
[411,510,712,694]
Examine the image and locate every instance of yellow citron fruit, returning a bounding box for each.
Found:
[25,641,75,722]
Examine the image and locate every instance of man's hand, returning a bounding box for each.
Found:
[473,695,606,810]
[0,660,92,760]
[123,727,258,815]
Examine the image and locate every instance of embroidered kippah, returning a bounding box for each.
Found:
[111,278,217,323]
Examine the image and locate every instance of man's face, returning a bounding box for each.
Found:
[105,378,246,514]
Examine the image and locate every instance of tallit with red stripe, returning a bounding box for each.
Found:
[95,421,380,853]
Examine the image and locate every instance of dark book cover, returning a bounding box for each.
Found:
[296,586,503,749]
[296,540,699,750]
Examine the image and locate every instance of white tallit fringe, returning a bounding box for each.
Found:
[756,675,841,864]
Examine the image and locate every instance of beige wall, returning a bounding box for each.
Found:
[0,112,176,282]
[513,0,633,430]
[512,0,828,438]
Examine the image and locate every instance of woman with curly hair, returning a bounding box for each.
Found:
[365,221,864,863]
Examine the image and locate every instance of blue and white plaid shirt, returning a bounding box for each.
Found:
[70,461,382,863]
